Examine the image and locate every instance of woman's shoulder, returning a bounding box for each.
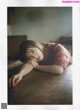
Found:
[46,42,66,53]
[43,41,64,52]
[47,42,59,49]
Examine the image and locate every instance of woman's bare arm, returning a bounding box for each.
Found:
[35,65,64,74]
[9,62,34,87]
[18,62,33,77]
[8,60,23,69]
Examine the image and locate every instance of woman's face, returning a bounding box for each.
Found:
[26,47,44,61]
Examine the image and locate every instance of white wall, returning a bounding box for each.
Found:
[10,7,72,43]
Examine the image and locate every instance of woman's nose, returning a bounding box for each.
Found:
[31,54,37,59]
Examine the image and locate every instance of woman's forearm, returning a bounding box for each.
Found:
[18,62,33,77]
[35,65,64,74]
[8,60,23,69]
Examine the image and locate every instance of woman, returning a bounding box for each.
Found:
[9,40,72,87]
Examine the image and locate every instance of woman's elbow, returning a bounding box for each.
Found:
[57,67,64,74]
[51,65,64,74]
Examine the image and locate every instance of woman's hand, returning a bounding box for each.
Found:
[9,73,22,88]
[27,60,39,68]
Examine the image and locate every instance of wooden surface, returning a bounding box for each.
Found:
[8,65,72,105]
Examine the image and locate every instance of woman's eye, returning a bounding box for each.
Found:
[32,50,34,53]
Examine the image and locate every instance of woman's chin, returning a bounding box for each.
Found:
[37,56,43,61]
[39,57,43,61]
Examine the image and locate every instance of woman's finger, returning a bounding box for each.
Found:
[14,78,20,87]
[12,76,17,87]
[9,78,12,88]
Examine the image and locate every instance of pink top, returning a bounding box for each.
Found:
[48,43,72,69]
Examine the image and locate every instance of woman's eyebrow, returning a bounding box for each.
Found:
[26,53,31,59]
[27,49,32,53]
[27,51,32,56]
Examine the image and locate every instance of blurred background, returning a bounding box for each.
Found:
[8,7,72,42]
